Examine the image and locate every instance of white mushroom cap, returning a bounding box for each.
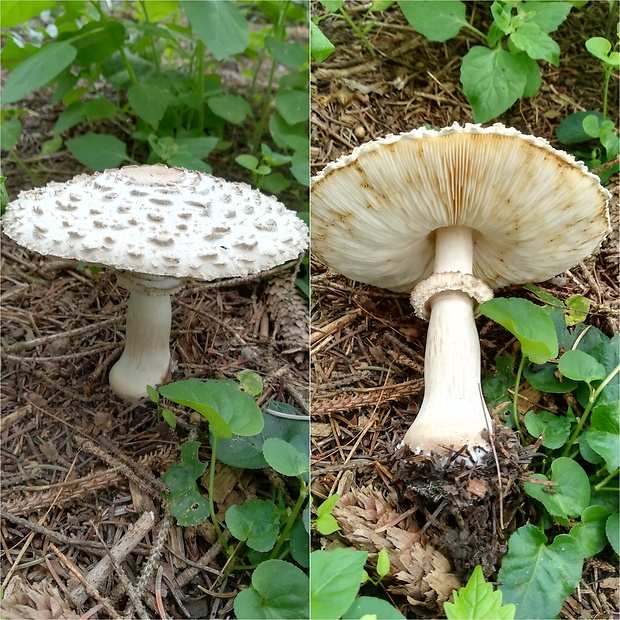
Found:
[3,164,308,280]
[311,123,611,292]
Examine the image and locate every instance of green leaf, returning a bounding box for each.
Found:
[158,379,264,439]
[523,410,570,449]
[310,549,367,620]
[275,90,310,126]
[269,113,308,152]
[127,80,171,128]
[1,117,22,152]
[315,513,340,536]
[490,1,514,35]
[163,442,210,526]
[217,403,308,469]
[234,559,309,619]
[263,437,309,477]
[316,494,339,518]
[289,520,310,568]
[265,37,308,68]
[479,298,558,364]
[570,505,611,556]
[523,362,578,394]
[586,37,620,66]
[498,526,584,619]
[146,385,159,404]
[181,0,249,60]
[162,408,176,429]
[320,0,344,11]
[556,111,605,144]
[565,295,590,326]
[398,0,468,42]
[558,349,606,384]
[519,53,542,98]
[520,1,572,33]
[460,46,528,123]
[342,597,406,620]
[444,565,515,619]
[1,0,55,28]
[207,94,252,125]
[225,499,280,552]
[310,21,335,62]
[237,370,262,397]
[370,0,394,11]
[583,403,620,472]
[83,98,118,122]
[68,21,126,67]
[2,42,78,105]
[65,134,127,171]
[523,457,590,519]
[606,512,619,554]
[376,548,390,580]
[510,23,560,65]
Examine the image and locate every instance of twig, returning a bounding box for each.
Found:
[70,511,155,607]
[49,543,122,620]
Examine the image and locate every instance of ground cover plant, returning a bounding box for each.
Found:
[1,1,310,617]
[150,372,310,618]
[310,1,618,618]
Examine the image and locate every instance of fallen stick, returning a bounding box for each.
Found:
[70,511,155,606]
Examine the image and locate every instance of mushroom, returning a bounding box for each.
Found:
[311,123,610,461]
[3,164,308,401]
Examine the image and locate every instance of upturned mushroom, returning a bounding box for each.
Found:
[311,122,610,461]
[3,164,308,401]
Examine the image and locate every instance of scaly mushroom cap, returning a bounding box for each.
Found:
[311,123,611,292]
[3,164,308,280]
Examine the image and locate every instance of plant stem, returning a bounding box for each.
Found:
[512,354,526,438]
[208,437,228,552]
[269,478,308,560]
[594,468,619,492]
[338,7,376,58]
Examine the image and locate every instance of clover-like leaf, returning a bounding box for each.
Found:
[163,442,210,526]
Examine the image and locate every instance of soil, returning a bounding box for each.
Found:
[310,1,618,618]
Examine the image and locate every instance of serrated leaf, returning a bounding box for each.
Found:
[207,94,252,124]
[460,46,528,123]
[181,0,249,61]
[524,457,590,519]
[398,0,467,42]
[2,42,77,105]
[163,442,210,526]
[520,1,572,33]
[445,565,515,619]
[498,526,584,619]
[65,134,127,171]
[225,499,280,552]
[510,23,560,65]
[479,298,558,364]
[127,80,171,128]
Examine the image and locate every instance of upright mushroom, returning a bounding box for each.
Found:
[3,164,308,401]
[311,123,610,461]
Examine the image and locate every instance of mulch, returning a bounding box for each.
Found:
[310,2,618,618]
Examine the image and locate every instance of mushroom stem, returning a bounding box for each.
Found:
[109,275,183,401]
[404,226,493,460]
